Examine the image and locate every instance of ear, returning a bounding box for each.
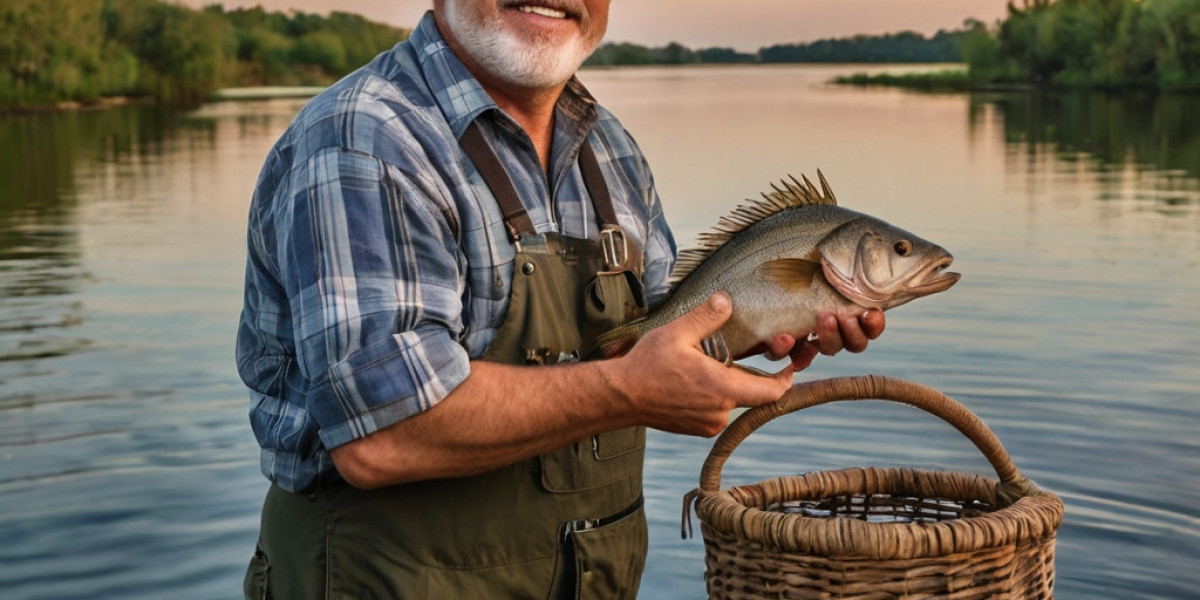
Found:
[762,258,820,290]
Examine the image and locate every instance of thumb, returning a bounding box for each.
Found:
[671,291,733,342]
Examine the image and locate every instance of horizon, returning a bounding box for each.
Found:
[181,0,1009,52]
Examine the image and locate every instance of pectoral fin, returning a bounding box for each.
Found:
[701,331,732,365]
[762,258,820,290]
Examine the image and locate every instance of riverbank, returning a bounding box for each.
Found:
[832,69,1047,93]
[207,86,327,101]
[0,87,328,116]
[0,95,159,116]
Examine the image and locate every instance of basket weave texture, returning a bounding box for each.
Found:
[684,375,1064,600]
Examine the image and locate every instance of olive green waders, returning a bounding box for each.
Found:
[245,122,651,599]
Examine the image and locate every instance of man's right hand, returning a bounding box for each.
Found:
[603,292,793,437]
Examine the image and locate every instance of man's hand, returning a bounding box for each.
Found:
[603,292,793,437]
[757,309,887,371]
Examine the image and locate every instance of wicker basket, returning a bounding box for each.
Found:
[683,375,1064,600]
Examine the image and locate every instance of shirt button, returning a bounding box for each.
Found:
[521,262,536,275]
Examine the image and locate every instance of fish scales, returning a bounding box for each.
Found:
[595,172,960,362]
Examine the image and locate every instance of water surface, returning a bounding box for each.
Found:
[2,65,1197,599]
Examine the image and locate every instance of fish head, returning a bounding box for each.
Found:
[818,217,960,310]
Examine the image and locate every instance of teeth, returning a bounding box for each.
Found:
[518,5,567,18]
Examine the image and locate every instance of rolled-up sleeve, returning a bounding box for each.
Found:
[280,146,468,450]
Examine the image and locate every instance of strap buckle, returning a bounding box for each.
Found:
[600,225,629,272]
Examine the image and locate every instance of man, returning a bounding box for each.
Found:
[237,1,884,598]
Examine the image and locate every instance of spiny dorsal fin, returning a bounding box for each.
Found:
[667,170,838,288]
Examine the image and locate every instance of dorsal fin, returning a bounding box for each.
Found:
[667,170,838,288]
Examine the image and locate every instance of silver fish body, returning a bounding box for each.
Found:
[597,173,960,359]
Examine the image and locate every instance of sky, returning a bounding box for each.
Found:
[188,0,1011,51]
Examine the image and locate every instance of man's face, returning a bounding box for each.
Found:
[439,0,610,90]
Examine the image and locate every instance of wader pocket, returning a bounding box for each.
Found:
[541,427,645,492]
[591,427,644,461]
[560,503,648,600]
[243,543,270,600]
[584,270,646,333]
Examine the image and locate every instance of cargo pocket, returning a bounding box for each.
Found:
[243,543,270,600]
[542,428,645,493]
[564,504,648,600]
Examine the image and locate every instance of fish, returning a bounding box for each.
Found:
[596,171,960,362]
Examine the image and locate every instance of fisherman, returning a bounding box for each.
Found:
[236,1,885,598]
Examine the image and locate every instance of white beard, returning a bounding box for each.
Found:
[443,0,601,89]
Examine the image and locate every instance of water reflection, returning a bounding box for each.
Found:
[970,91,1200,207]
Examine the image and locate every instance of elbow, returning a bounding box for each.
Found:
[329,440,392,490]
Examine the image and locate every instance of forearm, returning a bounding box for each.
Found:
[330,359,632,489]
[328,293,830,490]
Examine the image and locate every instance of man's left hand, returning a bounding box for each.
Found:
[758,309,887,371]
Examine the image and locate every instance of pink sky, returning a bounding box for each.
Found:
[188,0,1010,51]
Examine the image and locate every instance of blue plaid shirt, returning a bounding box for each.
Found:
[236,12,676,492]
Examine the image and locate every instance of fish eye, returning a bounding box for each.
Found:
[894,240,912,256]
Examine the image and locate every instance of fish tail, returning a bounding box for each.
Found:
[591,321,647,359]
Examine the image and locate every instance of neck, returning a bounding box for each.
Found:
[481,77,562,174]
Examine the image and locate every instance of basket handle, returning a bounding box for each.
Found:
[698,375,1028,494]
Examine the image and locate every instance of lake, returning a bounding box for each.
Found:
[2,64,1197,599]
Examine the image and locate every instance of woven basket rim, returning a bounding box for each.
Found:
[692,465,1064,560]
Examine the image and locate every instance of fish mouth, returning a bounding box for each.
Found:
[821,251,959,309]
[908,254,960,295]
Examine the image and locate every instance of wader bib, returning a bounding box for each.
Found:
[245,121,650,600]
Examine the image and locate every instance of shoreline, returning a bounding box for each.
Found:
[0,87,328,116]
[0,95,159,116]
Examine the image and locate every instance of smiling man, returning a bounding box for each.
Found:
[237,1,883,598]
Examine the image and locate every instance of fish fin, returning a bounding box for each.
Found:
[667,170,839,289]
[700,331,732,365]
[593,322,645,359]
[734,364,776,378]
[762,258,820,290]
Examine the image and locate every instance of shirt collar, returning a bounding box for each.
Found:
[408,10,598,139]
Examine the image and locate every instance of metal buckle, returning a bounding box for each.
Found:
[600,225,628,272]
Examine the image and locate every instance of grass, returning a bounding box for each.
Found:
[833,69,974,92]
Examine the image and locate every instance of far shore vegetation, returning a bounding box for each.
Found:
[837,0,1200,92]
[3,0,1199,113]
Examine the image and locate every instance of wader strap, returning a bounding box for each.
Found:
[461,120,535,240]
[578,140,620,229]
[460,119,622,239]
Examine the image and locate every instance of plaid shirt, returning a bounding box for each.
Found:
[236,12,676,492]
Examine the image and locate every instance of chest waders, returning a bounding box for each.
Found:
[245,121,650,600]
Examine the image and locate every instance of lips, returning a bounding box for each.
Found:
[501,1,580,20]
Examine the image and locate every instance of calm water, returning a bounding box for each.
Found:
[2,65,1197,599]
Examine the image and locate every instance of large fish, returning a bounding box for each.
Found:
[597,171,960,362]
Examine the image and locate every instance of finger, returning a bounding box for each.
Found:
[671,291,733,342]
[789,342,820,371]
[763,333,796,361]
[717,362,791,406]
[838,313,870,353]
[860,309,886,340]
[813,313,844,355]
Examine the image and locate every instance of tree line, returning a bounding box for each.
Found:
[5,0,1197,111]
[963,0,1200,89]
[585,29,970,67]
[0,0,410,110]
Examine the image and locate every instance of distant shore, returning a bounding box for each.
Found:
[0,95,158,116]
[207,87,328,101]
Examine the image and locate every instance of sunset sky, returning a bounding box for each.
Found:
[188,0,1010,51]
